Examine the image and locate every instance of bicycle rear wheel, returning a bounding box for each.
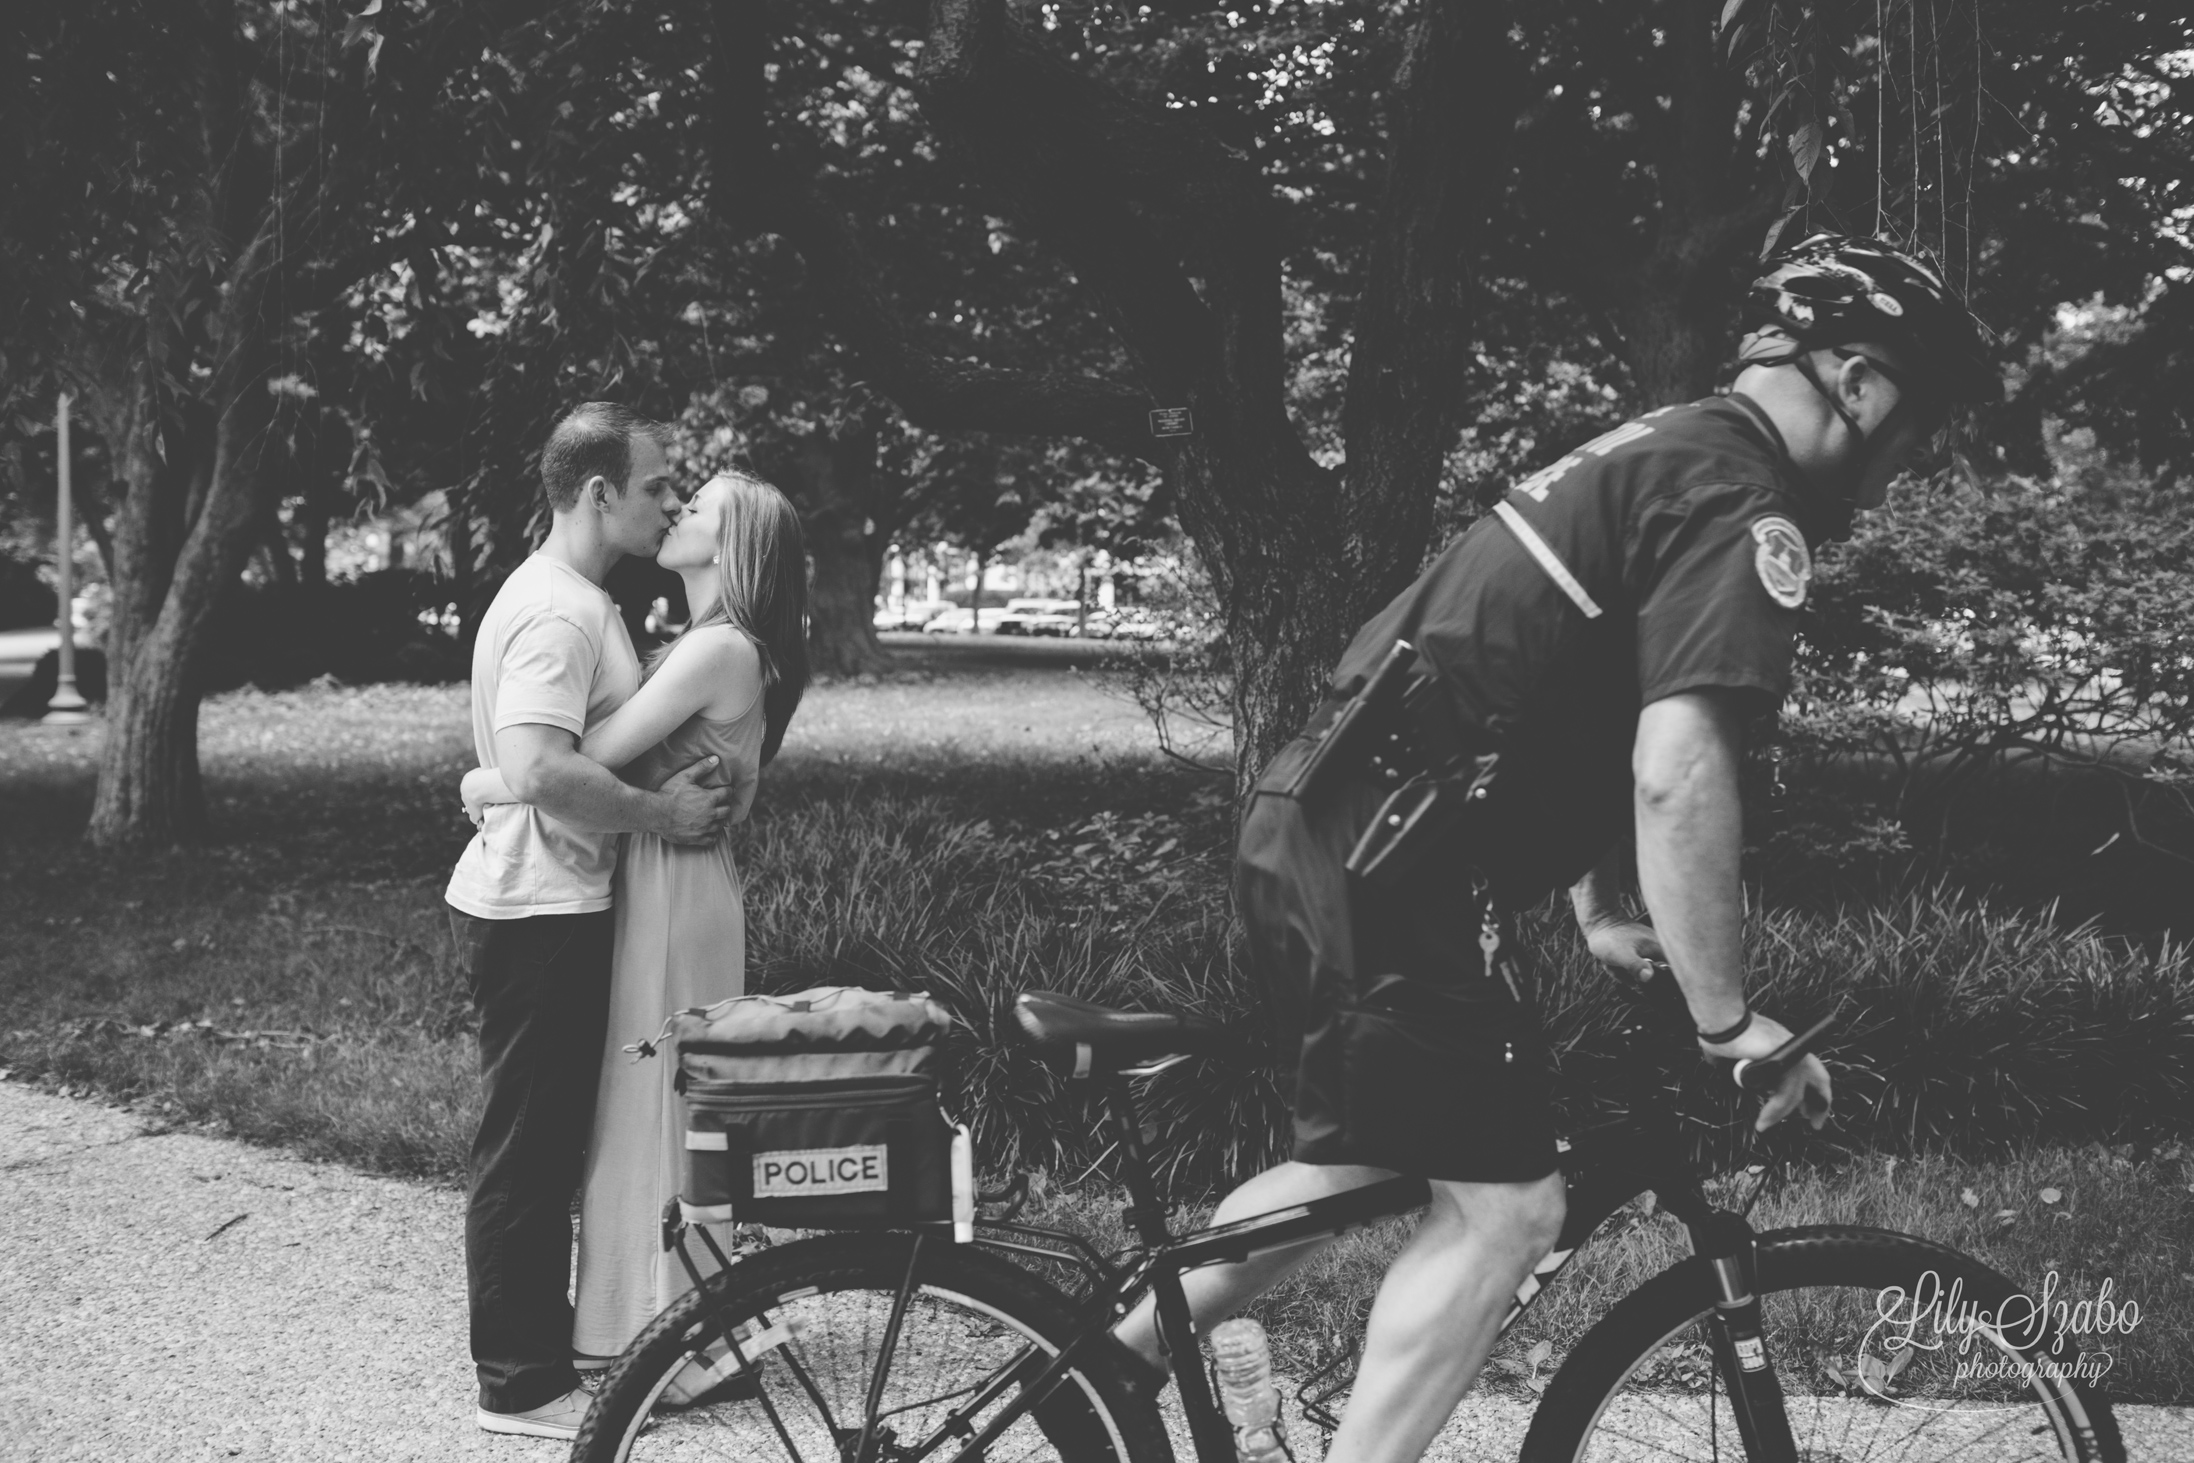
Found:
[572,1231,1169,1463]
[1520,1226,2123,1463]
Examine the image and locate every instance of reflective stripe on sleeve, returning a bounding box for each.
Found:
[1492,500,1604,620]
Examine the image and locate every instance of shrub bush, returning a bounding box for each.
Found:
[735,791,1285,1196]
[2,569,465,711]
[197,571,465,691]
[1539,887,2194,1173]
[0,555,57,631]
[0,648,106,717]
[1095,460,2194,931]
[731,791,2194,1198]
[1779,463,2194,883]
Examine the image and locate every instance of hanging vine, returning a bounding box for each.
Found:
[1719,0,1988,286]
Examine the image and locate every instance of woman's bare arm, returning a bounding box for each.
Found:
[458,629,763,820]
[577,628,763,771]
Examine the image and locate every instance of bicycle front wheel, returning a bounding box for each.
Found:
[1521,1225,2123,1463]
[573,1231,1170,1463]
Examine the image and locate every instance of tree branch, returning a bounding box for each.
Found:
[913,0,1282,405]
[1338,1,1522,596]
[704,0,1157,461]
[297,217,515,309]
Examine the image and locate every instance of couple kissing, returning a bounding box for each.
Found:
[442,401,809,1439]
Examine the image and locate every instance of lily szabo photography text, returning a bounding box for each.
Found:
[1864,1269,2148,1400]
[3,2,2192,1461]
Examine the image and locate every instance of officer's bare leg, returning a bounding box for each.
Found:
[1326,1171,1566,1463]
[1111,1160,1395,1374]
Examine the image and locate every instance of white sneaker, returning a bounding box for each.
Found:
[476,1386,593,1439]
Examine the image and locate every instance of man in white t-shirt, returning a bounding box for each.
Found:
[445,402,734,1439]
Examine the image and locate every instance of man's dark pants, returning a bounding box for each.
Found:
[448,905,615,1413]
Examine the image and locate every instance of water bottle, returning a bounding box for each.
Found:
[950,1124,975,1243]
[1209,1317,1295,1463]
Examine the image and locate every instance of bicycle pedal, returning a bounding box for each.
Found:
[681,1372,762,1407]
[659,1362,764,1412]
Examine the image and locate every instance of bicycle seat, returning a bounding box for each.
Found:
[1012,991,1225,1071]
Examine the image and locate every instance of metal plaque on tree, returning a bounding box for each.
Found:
[1149,407,1193,438]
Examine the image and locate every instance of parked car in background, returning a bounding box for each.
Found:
[921,606,1011,634]
[874,599,954,632]
[995,598,1084,636]
[1025,609,1081,637]
[1083,607,1170,640]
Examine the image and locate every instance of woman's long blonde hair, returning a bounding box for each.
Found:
[646,470,810,764]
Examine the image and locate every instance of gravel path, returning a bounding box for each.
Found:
[0,1082,529,1463]
[2,1082,2187,1463]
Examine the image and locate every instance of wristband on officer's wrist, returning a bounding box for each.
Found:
[1696,1008,1753,1045]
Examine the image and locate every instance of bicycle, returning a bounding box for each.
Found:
[572,966,2123,1463]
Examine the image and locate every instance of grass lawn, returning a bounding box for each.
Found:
[0,659,1198,1172]
[2,660,2189,1400]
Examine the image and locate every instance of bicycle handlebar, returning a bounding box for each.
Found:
[1629,961,1837,1120]
[1729,1005,1838,1095]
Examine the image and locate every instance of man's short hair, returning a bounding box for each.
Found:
[540,402,667,512]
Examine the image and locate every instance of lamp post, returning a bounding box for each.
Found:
[42,392,91,727]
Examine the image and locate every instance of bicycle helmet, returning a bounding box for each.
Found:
[1744,232,2000,405]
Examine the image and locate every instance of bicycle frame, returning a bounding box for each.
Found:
[1057,992,1808,1463]
[657,997,1814,1463]
[835,1074,1765,1463]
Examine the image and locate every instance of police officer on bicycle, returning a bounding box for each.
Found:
[1113,234,2000,1463]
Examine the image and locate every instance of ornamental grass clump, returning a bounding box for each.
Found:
[736,790,1284,1197]
[1528,884,2194,1172]
[738,789,2192,1197]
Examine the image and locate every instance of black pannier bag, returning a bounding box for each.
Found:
[667,986,966,1229]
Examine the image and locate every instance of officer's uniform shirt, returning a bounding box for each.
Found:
[1329,394,1817,905]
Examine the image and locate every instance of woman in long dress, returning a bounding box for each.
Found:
[463,469,809,1370]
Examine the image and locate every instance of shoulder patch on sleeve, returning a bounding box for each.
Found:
[1750,516,1811,608]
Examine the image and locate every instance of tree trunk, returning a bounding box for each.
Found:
[910,0,1516,783]
[707,0,1517,778]
[300,477,329,591]
[87,256,281,846]
[87,394,211,843]
[446,486,472,601]
[91,606,211,842]
[74,472,116,584]
[255,479,299,588]
[1176,438,1362,791]
[299,412,334,593]
[1600,0,1778,409]
[90,399,276,843]
[794,427,892,677]
[1621,256,1736,407]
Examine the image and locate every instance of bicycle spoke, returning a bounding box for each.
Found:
[762,1306,846,1436]
[1568,1285,2093,1463]
[616,1281,1106,1463]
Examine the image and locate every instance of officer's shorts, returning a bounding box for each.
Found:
[1236,735,1560,1185]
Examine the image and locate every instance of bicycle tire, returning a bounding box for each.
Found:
[1519,1225,2124,1463]
[571,1231,1172,1463]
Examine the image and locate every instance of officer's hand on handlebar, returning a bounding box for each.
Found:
[1581,918,1666,978]
[1702,1014,1833,1133]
